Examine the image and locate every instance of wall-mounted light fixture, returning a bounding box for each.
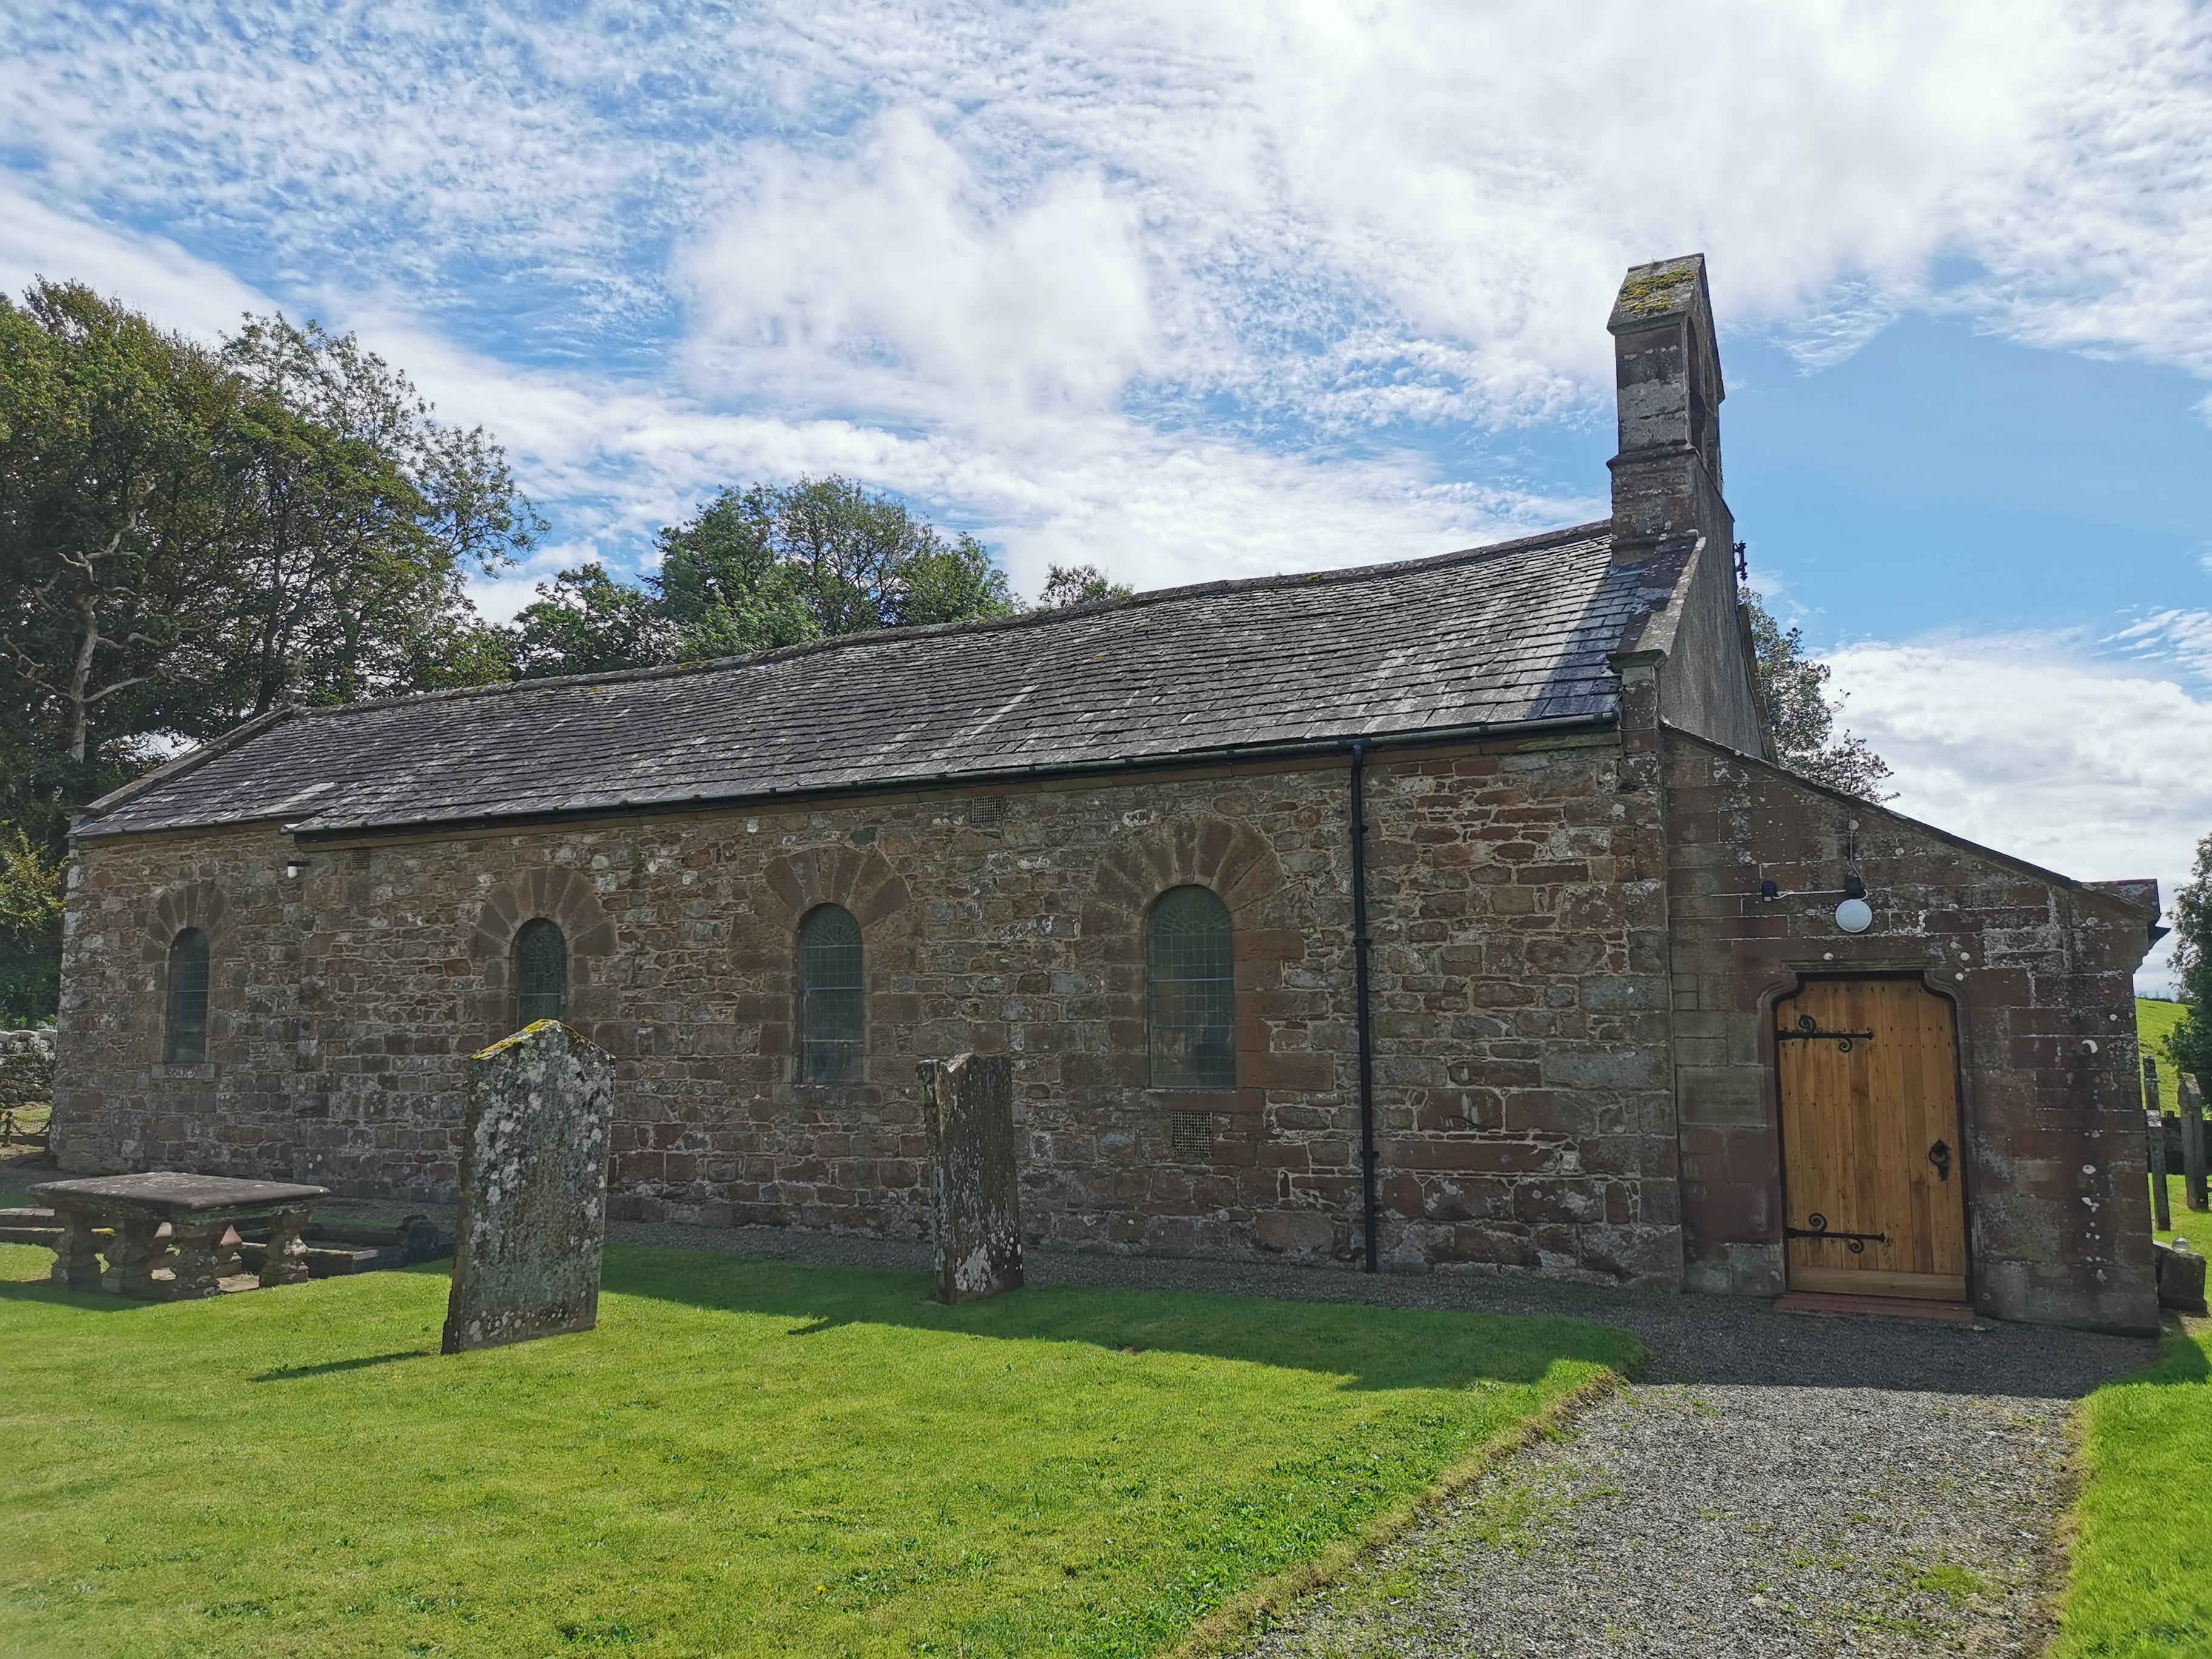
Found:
[1834,818,1871,931]
[284,859,309,879]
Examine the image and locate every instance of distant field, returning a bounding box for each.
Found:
[2139,998,2190,1112]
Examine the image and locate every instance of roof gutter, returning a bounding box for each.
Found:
[267,711,1620,846]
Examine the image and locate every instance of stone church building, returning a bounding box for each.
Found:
[52,257,2163,1333]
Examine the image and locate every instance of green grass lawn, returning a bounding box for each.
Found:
[0,1241,1638,1658]
[2056,1318,2212,1658]
[2147,1173,2212,1249]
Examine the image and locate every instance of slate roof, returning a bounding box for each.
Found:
[78,521,1658,841]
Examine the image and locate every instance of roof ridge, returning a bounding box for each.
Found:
[292,520,1615,720]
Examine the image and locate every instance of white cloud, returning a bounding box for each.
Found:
[0,179,270,340]
[6,0,2210,423]
[2108,609,2212,680]
[1825,638,2212,992]
[683,110,1158,417]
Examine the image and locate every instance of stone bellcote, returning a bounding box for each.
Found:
[1606,253,1733,562]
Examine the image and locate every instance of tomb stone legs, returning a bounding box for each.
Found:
[101,1216,168,1299]
[167,1218,237,1299]
[49,1208,102,1289]
[259,1207,314,1287]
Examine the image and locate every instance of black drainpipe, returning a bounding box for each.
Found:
[1350,740,1379,1273]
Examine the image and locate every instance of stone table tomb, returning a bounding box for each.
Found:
[36,1173,329,1299]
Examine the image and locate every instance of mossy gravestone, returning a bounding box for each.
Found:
[920,1053,1022,1304]
[442,1021,615,1355]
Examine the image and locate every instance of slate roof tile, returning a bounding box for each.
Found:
[79,521,1644,840]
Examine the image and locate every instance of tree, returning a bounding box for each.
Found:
[653,488,820,662]
[1,281,539,1022]
[1743,591,1893,801]
[509,566,673,679]
[0,828,63,1025]
[206,315,540,720]
[1036,563,1133,608]
[2167,832,2212,1088]
[655,477,1013,661]
[0,281,233,780]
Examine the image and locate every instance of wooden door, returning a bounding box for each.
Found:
[1777,977,1968,1301]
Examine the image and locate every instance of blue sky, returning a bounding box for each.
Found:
[4,0,2210,983]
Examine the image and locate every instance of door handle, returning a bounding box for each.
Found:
[1928,1140,1952,1181]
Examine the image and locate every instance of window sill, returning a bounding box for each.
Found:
[153,1062,217,1081]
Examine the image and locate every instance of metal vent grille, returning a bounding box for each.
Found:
[970,795,1008,830]
[1170,1113,1216,1159]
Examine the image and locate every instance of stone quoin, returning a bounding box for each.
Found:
[49,256,2163,1334]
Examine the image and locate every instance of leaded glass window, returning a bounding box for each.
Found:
[515,918,568,1027]
[164,928,209,1064]
[1148,886,1235,1089]
[800,905,865,1084]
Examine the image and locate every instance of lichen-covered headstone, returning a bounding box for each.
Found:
[442,1021,615,1354]
[920,1053,1022,1304]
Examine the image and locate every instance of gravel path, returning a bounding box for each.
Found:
[1242,1381,2077,1658]
[4,1162,2149,1652]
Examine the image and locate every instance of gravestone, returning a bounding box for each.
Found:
[2184,1075,2208,1214]
[2155,1238,2208,1314]
[442,1021,615,1355]
[2148,1108,2173,1233]
[919,1053,1022,1305]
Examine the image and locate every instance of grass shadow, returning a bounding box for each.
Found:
[253,1349,435,1382]
[2128,1317,2212,1386]
[601,1244,1641,1390]
[0,1278,155,1312]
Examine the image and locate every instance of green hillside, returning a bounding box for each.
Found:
[2139,997,2191,1111]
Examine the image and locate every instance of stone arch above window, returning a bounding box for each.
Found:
[799,904,865,1084]
[1081,815,1287,939]
[164,928,210,1064]
[1078,815,1293,1096]
[468,863,617,1041]
[737,840,913,1090]
[141,880,230,1064]
[1148,886,1235,1089]
[515,917,569,1027]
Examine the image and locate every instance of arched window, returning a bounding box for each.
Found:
[515,918,569,1027]
[164,928,210,1064]
[800,905,865,1084]
[1148,886,1235,1089]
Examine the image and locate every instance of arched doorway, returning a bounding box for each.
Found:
[1776,976,1968,1301]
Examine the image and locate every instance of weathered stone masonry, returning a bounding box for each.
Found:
[48,254,2163,1330]
[55,729,1687,1285]
[1664,729,2157,1332]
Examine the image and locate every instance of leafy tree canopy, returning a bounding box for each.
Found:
[1036,563,1134,608]
[2166,832,2212,1085]
[505,476,1022,678]
[1,278,538,1021]
[1743,590,1893,802]
[510,566,674,679]
[657,476,1015,657]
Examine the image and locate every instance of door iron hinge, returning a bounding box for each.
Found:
[1786,1213,1891,1254]
[1776,1013,1875,1052]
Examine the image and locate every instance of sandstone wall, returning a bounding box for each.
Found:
[52,731,1683,1284]
[1664,728,2159,1333]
